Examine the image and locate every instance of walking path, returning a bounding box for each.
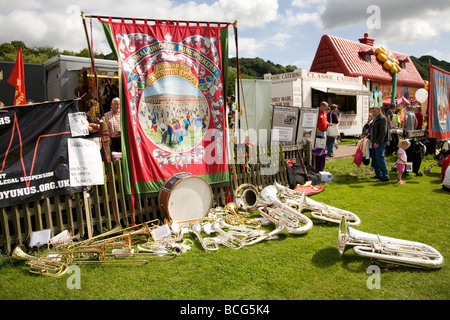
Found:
[327,142,358,159]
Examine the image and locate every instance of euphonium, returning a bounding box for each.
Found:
[11,245,69,277]
[338,216,444,269]
[191,222,219,252]
[212,221,245,249]
[260,185,313,234]
[274,181,361,226]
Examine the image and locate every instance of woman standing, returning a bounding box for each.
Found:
[326,104,340,157]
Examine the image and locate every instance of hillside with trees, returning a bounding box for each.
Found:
[1,40,449,90]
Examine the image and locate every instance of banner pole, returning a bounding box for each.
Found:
[81,11,100,114]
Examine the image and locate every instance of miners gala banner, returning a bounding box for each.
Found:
[428,65,450,139]
[100,18,230,194]
[0,100,83,207]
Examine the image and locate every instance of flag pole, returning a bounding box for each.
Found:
[81,11,101,115]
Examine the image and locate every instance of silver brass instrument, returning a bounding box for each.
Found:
[260,185,313,234]
[212,221,245,249]
[338,216,444,269]
[191,222,220,252]
[274,181,361,226]
[234,183,264,210]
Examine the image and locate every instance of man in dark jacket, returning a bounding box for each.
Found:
[369,106,390,181]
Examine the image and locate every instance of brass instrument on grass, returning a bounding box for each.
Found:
[191,222,220,252]
[66,224,123,250]
[338,216,444,269]
[274,181,361,226]
[260,185,313,234]
[234,184,264,210]
[11,245,70,277]
[211,220,245,249]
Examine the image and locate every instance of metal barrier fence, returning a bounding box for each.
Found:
[0,142,310,254]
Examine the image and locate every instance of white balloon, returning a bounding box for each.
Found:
[415,88,428,103]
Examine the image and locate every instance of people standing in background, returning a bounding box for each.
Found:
[104,97,121,152]
[369,106,390,181]
[415,105,423,130]
[326,104,339,157]
[396,139,411,184]
[403,105,417,136]
[316,101,329,139]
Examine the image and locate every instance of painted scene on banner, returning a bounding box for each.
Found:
[101,20,230,193]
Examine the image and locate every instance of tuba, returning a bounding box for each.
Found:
[338,216,444,269]
[274,181,361,226]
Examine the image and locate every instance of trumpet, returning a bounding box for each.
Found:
[274,181,361,226]
[11,245,69,277]
[338,216,444,269]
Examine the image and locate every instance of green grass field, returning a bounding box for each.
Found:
[0,153,448,302]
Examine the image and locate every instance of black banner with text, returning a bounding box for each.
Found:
[0,100,82,207]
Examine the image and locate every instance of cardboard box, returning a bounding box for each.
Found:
[315,138,326,149]
[319,171,332,183]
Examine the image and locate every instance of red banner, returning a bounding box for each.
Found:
[7,48,26,106]
[100,19,230,194]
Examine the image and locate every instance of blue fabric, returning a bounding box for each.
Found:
[326,136,336,156]
[372,143,389,179]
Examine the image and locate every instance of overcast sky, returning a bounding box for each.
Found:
[1,0,449,69]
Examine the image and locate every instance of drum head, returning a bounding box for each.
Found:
[161,175,213,224]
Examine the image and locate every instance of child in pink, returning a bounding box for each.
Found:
[397,139,411,184]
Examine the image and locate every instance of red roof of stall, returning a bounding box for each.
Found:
[309,34,425,88]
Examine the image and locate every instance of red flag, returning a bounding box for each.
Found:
[7,48,26,105]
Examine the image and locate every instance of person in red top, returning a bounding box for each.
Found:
[316,101,329,138]
[415,106,423,130]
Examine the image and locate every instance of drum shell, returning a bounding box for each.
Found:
[158,172,213,224]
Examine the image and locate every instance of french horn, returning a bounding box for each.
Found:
[338,216,444,269]
[274,181,361,226]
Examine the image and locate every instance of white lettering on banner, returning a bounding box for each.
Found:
[0,117,11,125]
[68,138,104,187]
[0,180,70,200]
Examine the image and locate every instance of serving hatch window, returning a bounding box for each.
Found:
[312,89,357,114]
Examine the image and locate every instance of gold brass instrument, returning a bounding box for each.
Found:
[223,202,261,227]
[274,181,361,226]
[11,245,70,277]
[66,224,123,250]
[338,216,444,269]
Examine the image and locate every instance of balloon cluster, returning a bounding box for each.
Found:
[376,47,401,74]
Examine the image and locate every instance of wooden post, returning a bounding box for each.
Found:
[83,189,93,239]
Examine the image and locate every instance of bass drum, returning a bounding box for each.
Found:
[158,172,213,225]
